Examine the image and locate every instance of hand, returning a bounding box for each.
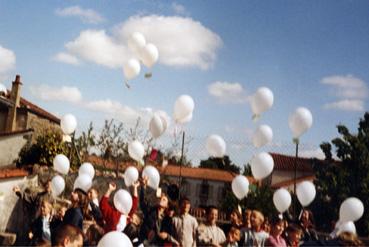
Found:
[141,176,148,187]
[159,232,168,240]
[132,180,140,188]
[13,186,20,193]
[28,232,33,239]
[108,182,117,192]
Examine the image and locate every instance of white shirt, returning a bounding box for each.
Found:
[173,214,198,247]
[116,214,127,232]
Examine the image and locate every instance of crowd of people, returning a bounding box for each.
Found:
[12,177,363,247]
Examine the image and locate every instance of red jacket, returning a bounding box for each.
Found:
[100,195,138,233]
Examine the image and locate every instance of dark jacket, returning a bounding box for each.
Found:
[30,216,51,244]
[63,207,83,230]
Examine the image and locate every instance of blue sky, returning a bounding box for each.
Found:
[0,0,368,165]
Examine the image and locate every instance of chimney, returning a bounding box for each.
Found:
[5,75,22,132]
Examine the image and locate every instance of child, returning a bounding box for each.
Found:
[29,200,53,245]
[223,227,241,247]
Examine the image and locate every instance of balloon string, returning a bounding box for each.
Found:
[252,114,260,122]
[124,80,131,89]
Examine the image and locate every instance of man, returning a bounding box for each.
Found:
[197,206,226,247]
[13,179,54,220]
[173,197,198,247]
[241,210,269,247]
[52,224,83,247]
[139,176,177,246]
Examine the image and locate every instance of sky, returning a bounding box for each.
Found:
[0,0,368,166]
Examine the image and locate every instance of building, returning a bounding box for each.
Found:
[269,152,317,190]
[0,75,60,167]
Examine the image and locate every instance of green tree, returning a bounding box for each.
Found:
[199,155,240,174]
[312,112,369,236]
[16,130,78,168]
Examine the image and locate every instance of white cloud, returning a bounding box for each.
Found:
[0,45,16,74]
[321,75,368,99]
[55,6,105,24]
[208,81,248,104]
[65,30,129,68]
[29,84,82,103]
[321,75,368,112]
[83,99,151,124]
[58,15,221,70]
[53,52,80,65]
[324,99,364,112]
[114,15,222,70]
[171,3,188,15]
[299,148,325,160]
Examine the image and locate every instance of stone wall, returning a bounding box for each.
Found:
[26,113,60,142]
[0,175,38,245]
[0,130,32,167]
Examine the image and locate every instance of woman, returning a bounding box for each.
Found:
[265,216,286,247]
[63,188,89,230]
[298,209,318,242]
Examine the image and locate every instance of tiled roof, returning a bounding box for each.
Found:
[0,92,60,124]
[271,175,315,189]
[161,165,241,183]
[85,155,255,183]
[270,152,314,172]
[0,128,33,137]
[0,167,29,179]
[20,97,60,124]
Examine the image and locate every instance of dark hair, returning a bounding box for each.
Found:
[52,224,83,246]
[286,224,303,235]
[270,215,284,225]
[207,205,218,215]
[180,196,191,205]
[73,188,89,217]
[230,209,242,219]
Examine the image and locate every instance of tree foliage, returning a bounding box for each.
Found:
[199,155,240,174]
[312,112,369,236]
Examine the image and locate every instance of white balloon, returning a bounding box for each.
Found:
[127,32,146,55]
[339,197,364,223]
[142,165,160,189]
[128,140,145,162]
[0,83,7,94]
[73,174,92,193]
[273,188,292,213]
[124,166,139,187]
[53,154,70,175]
[251,152,274,180]
[140,43,159,68]
[156,110,170,131]
[173,95,195,122]
[250,87,274,116]
[123,59,141,81]
[51,175,65,197]
[98,231,133,247]
[149,114,164,138]
[61,114,77,135]
[296,181,316,207]
[231,175,249,200]
[206,135,226,158]
[338,221,356,235]
[176,112,193,124]
[252,125,273,148]
[289,107,313,139]
[78,162,95,179]
[113,189,133,215]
